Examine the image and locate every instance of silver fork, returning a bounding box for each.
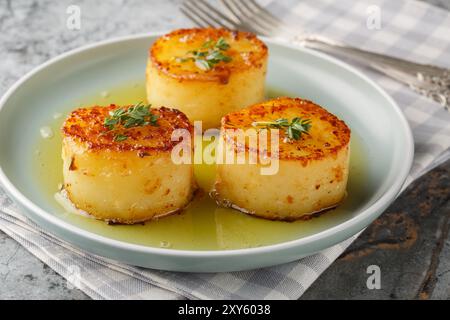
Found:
[180,0,450,111]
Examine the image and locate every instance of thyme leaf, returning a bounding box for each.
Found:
[176,37,232,71]
[103,102,158,141]
[252,117,312,142]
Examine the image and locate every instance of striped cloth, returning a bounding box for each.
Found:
[0,0,449,299]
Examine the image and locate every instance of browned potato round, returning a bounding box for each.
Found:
[61,104,195,224]
[147,28,268,129]
[213,97,351,221]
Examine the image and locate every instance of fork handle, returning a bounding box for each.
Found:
[297,36,450,111]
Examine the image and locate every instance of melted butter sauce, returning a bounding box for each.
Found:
[33,82,369,250]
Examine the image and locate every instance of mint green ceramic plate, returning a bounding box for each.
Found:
[0,33,413,272]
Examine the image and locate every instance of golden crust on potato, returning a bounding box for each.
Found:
[150,28,268,84]
[62,104,192,153]
[214,97,351,221]
[221,97,351,164]
[61,105,195,224]
[147,28,268,129]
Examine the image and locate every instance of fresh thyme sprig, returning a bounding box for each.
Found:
[113,133,129,142]
[252,117,312,142]
[176,37,232,71]
[103,102,158,141]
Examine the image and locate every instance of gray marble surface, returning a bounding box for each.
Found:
[0,0,449,300]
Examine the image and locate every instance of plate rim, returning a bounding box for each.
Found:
[0,32,414,258]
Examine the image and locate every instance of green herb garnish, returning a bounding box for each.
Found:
[176,37,232,71]
[214,37,231,51]
[104,102,158,141]
[252,117,312,142]
[113,134,129,142]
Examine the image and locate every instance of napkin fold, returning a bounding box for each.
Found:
[1,0,449,299]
